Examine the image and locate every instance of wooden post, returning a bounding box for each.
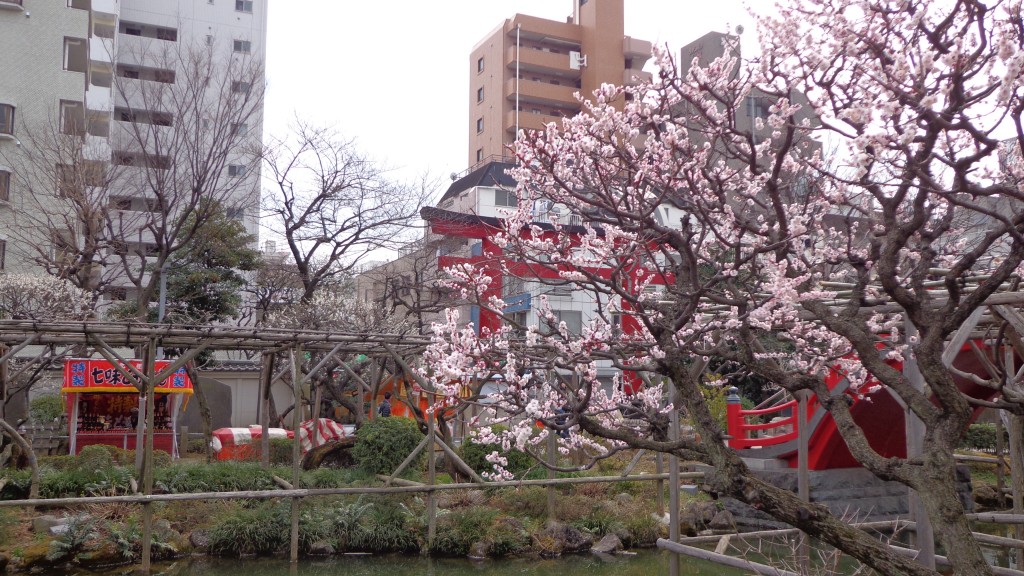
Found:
[1008,414,1024,571]
[312,383,323,448]
[903,318,935,569]
[998,417,1006,500]
[547,431,557,522]
[140,341,157,573]
[668,397,681,576]
[656,453,665,517]
[0,344,7,420]
[68,393,79,455]
[427,417,437,548]
[797,390,811,572]
[260,352,274,467]
[290,346,302,563]
[178,425,188,458]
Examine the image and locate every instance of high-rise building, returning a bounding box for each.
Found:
[0,0,266,301]
[467,0,651,167]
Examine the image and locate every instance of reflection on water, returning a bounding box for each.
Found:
[68,549,749,576]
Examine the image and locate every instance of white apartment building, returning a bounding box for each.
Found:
[0,0,266,303]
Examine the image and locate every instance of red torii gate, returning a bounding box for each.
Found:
[422,206,671,393]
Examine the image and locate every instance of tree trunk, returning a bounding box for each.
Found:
[184,364,214,464]
[915,452,992,576]
[0,418,38,499]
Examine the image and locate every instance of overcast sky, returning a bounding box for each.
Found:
[263,1,754,199]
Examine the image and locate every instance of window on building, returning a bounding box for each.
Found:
[63,37,88,73]
[610,313,622,336]
[0,170,10,202]
[0,239,6,271]
[231,81,251,94]
[232,122,249,136]
[235,0,253,12]
[123,24,142,36]
[476,148,484,163]
[747,96,771,121]
[476,87,484,102]
[156,27,177,41]
[205,35,214,46]
[60,100,86,136]
[153,69,176,83]
[228,164,247,177]
[109,196,132,211]
[552,310,583,336]
[494,189,517,207]
[476,118,484,133]
[67,0,89,9]
[233,40,252,53]
[0,104,14,136]
[477,57,484,72]
[226,206,245,219]
[119,66,140,79]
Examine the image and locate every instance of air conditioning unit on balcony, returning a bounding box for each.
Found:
[570,51,587,70]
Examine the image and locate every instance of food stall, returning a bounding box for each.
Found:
[63,358,193,456]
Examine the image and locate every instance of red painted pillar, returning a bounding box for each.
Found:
[725,386,744,448]
[477,238,503,336]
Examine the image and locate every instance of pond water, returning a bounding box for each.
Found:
[47,549,750,576]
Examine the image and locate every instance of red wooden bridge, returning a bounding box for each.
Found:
[725,342,1002,470]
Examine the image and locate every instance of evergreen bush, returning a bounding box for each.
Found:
[29,394,64,425]
[352,417,424,476]
[959,423,1005,453]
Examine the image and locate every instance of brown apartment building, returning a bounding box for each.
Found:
[467,0,652,167]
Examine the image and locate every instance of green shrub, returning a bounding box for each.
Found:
[0,508,17,546]
[352,417,424,476]
[269,438,293,466]
[493,486,548,518]
[38,462,133,498]
[350,501,418,553]
[187,438,207,454]
[0,469,32,500]
[460,425,534,477]
[207,503,288,556]
[155,462,276,493]
[327,497,373,551]
[429,506,497,556]
[30,394,64,425]
[488,516,532,557]
[623,511,663,547]
[47,515,97,561]
[960,423,1006,453]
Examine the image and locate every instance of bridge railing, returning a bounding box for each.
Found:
[725,387,799,449]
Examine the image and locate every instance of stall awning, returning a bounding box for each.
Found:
[62,358,194,394]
